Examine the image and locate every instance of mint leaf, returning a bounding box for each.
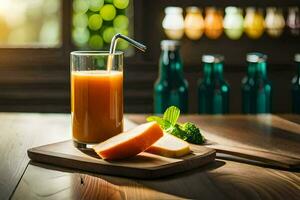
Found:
[163,106,180,125]
[147,116,164,125]
[146,116,172,129]
[147,106,205,145]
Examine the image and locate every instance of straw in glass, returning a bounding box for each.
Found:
[107,33,147,71]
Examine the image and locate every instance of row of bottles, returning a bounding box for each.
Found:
[154,40,300,114]
[162,6,300,40]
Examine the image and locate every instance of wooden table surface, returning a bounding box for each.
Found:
[0,113,299,200]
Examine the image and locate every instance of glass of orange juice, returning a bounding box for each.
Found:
[71,51,123,148]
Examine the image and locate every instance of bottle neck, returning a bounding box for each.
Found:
[203,63,212,81]
[256,62,267,78]
[247,62,256,77]
[159,49,183,81]
[212,62,224,79]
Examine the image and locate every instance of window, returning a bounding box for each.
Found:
[0,0,62,48]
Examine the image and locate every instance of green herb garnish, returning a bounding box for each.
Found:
[147,106,205,144]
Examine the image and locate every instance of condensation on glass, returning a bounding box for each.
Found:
[0,0,62,47]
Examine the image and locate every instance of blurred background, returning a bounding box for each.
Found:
[0,0,299,114]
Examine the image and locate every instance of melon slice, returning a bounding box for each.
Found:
[93,122,163,160]
[146,133,191,158]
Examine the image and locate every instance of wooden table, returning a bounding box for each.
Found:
[0,113,299,200]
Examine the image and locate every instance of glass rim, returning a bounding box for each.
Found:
[71,51,123,56]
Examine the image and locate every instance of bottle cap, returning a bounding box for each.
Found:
[165,7,183,14]
[266,7,276,12]
[186,6,201,13]
[295,53,300,63]
[246,52,267,63]
[202,54,224,63]
[205,7,218,14]
[161,40,180,51]
[246,7,255,13]
[288,7,299,12]
[225,6,240,14]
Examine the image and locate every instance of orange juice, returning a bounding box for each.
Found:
[71,70,123,144]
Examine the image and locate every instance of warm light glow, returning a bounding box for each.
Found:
[0,0,61,47]
[244,8,265,39]
[184,7,204,40]
[0,0,26,27]
[162,7,185,40]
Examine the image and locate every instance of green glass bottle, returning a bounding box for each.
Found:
[252,53,272,113]
[154,40,188,114]
[242,54,257,114]
[292,53,300,113]
[198,56,213,113]
[198,55,230,114]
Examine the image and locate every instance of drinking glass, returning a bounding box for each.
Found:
[70,51,123,148]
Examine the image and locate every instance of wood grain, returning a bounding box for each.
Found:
[27,140,216,179]
[278,114,300,125]
[186,115,300,159]
[12,160,300,200]
[1,113,300,200]
[128,114,300,168]
[208,143,300,169]
[0,113,134,200]
[0,113,70,200]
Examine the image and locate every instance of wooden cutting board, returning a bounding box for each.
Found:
[27,140,215,179]
[127,115,300,169]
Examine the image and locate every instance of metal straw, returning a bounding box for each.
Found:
[107,33,146,71]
